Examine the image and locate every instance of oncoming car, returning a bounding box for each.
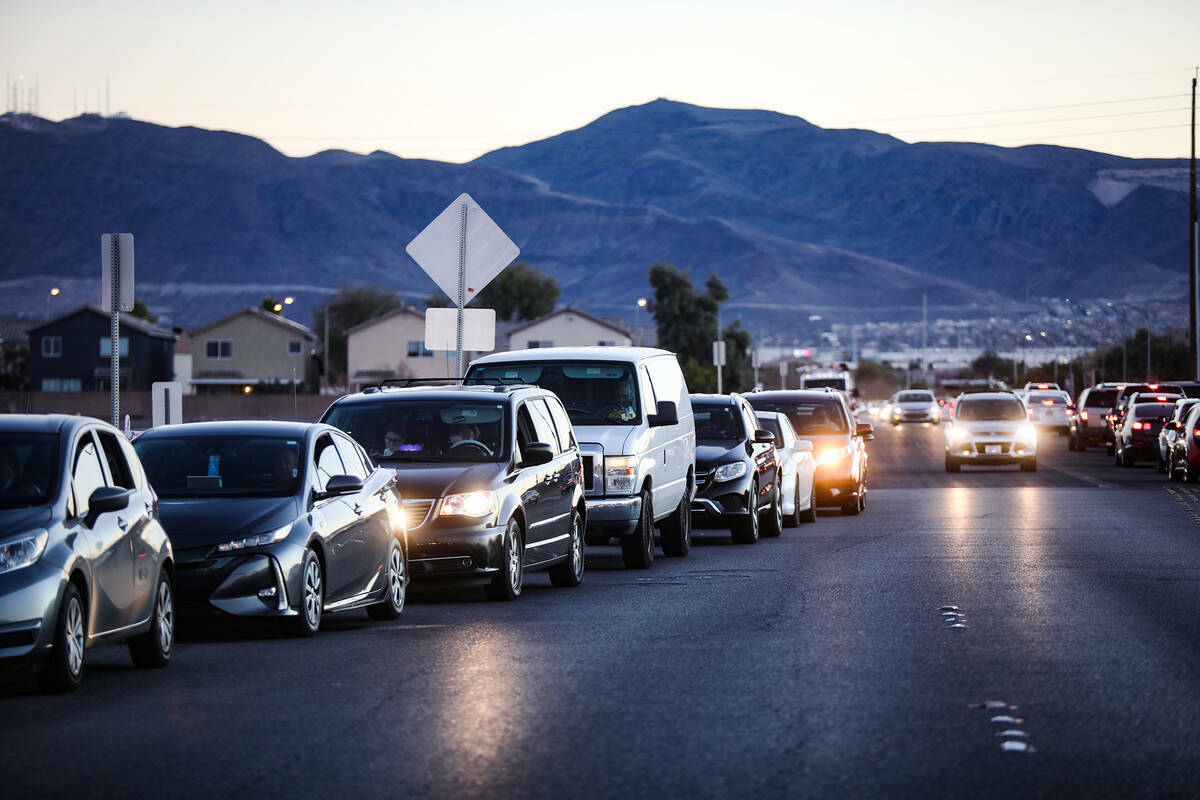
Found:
[944,392,1038,472]
[888,390,940,425]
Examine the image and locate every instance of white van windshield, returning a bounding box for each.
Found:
[468,361,641,426]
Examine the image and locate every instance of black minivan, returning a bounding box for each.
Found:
[322,384,586,600]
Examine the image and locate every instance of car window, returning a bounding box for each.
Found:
[97,431,135,490]
[544,396,578,452]
[747,398,848,435]
[0,432,59,510]
[72,433,108,516]
[646,357,685,407]
[468,361,641,426]
[1132,404,1174,419]
[756,415,783,442]
[897,392,933,403]
[1085,390,1117,407]
[956,399,1026,421]
[693,403,742,440]
[135,436,303,498]
[515,404,537,463]
[332,434,369,481]
[1027,393,1067,405]
[525,399,561,455]
[740,402,760,438]
[324,400,509,463]
[314,436,345,493]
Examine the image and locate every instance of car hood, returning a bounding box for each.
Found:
[157,496,300,549]
[387,462,505,500]
[0,505,53,542]
[696,441,745,468]
[574,424,642,457]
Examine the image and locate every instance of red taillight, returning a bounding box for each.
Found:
[1149,384,1159,390]
[1080,410,1089,421]
[1037,384,1049,389]
[1132,422,1144,430]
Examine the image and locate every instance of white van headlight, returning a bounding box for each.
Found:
[605,456,639,494]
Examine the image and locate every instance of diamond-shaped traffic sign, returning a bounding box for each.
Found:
[405,193,519,306]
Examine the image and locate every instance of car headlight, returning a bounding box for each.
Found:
[439,491,495,518]
[1016,424,1037,443]
[815,445,853,467]
[713,461,748,482]
[947,426,971,445]
[217,523,292,553]
[0,529,49,575]
[605,456,639,494]
[930,404,940,416]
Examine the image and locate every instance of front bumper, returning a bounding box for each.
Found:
[946,438,1036,463]
[174,544,302,618]
[0,560,67,665]
[408,522,506,583]
[582,495,643,539]
[691,469,754,528]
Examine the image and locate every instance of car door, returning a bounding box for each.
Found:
[332,432,389,600]
[96,429,157,624]
[741,400,775,510]
[310,433,358,604]
[72,429,135,635]
[542,395,583,561]
[523,398,571,566]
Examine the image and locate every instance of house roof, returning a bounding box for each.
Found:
[188,306,316,339]
[0,317,39,343]
[28,305,178,339]
[505,307,632,339]
[344,305,424,337]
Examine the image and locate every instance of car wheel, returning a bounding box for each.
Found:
[945,453,961,473]
[1121,449,1134,468]
[761,486,783,538]
[488,517,525,599]
[129,570,174,668]
[660,478,692,557]
[1106,441,1115,455]
[368,541,407,620]
[1170,460,1183,482]
[1157,455,1167,474]
[285,548,324,637]
[1020,458,1038,472]
[620,491,655,568]
[732,481,760,544]
[549,509,585,587]
[841,488,863,515]
[799,480,817,524]
[784,481,802,528]
[37,583,85,693]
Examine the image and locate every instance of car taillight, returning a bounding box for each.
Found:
[1132,422,1143,430]
[1156,396,1168,401]
[1080,410,1089,421]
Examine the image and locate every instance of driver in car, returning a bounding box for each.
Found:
[448,422,493,456]
[606,381,637,422]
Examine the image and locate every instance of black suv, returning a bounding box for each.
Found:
[321,384,585,600]
[690,393,782,544]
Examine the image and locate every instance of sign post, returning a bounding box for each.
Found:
[406,194,518,378]
[101,234,134,427]
[713,340,726,394]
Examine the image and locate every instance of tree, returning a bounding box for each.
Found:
[313,286,404,384]
[854,360,903,399]
[130,298,158,324]
[261,296,282,315]
[967,349,1009,380]
[425,262,559,322]
[647,263,749,393]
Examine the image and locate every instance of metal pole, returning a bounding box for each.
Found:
[715,305,723,394]
[1191,72,1198,379]
[1146,313,1152,383]
[455,202,467,380]
[323,304,330,392]
[109,235,120,427]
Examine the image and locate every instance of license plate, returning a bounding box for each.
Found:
[985,445,1001,454]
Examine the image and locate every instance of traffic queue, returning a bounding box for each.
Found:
[0,346,873,692]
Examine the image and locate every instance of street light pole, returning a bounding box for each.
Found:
[635,298,647,347]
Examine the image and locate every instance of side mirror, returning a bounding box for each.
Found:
[86,486,131,527]
[322,474,364,497]
[856,422,875,440]
[648,401,678,427]
[794,440,813,454]
[753,429,775,444]
[523,442,554,466]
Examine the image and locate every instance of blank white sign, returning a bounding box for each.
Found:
[425,308,496,352]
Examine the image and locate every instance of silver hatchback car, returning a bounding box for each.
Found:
[0,416,175,692]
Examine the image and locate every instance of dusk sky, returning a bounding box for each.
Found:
[3,0,1197,161]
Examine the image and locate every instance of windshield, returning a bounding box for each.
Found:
[0,433,59,510]
[468,361,640,426]
[1133,403,1174,419]
[803,378,846,390]
[746,398,848,435]
[897,392,933,403]
[324,401,509,462]
[134,436,304,498]
[956,399,1026,421]
[693,404,743,440]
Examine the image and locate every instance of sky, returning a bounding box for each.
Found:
[2,0,1197,162]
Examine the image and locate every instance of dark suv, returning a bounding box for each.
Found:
[746,389,873,516]
[690,393,781,544]
[322,384,586,600]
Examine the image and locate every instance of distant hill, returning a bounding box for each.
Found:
[0,101,1189,330]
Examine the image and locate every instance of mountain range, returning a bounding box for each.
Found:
[0,99,1191,331]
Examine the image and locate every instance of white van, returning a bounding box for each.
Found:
[467,347,695,569]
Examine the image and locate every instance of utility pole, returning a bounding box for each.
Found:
[715,305,723,394]
[921,293,928,382]
[1191,69,1198,380]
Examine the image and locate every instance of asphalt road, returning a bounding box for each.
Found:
[4,421,1200,798]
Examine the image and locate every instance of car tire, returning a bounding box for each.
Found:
[1170,460,1184,482]
[128,570,174,669]
[1157,455,1167,474]
[1121,449,1134,468]
[841,491,863,515]
[1020,458,1038,472]
[732,481,760,544]
[799,481,817,524]
[660,479,692,557]
[549,509,585,588]
[784,482,802,528]
[368,542,407,620]
[1106,441,1115,455]
[37,583,85,693]
[621,491,655,569]
[761,487,783,538]
[284,548,324,637]
[945,453,961,473]
[488,517,525,599]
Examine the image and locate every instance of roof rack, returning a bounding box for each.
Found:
[361,377,539,395]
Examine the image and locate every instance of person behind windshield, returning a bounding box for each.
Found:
[0,451,16,491]
[449,423,480,447]
[605,381,637,422]
[382,423,409,456]
[273,447,298,484]
[809,406,840,432]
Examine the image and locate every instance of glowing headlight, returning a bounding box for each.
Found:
[815,445,853,467]
[440,491,495,518]
[605,456,639,494]
[713,461,748,482]
[217,523,292,553]
[930,403,940,416]
[1016,424,1037,443]
[0,529,48,575]
[947,426,971,445]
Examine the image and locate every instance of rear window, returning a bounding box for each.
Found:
[1027,393,1067,405]
[1085,390,1117,407]
[956,399,1026,421]
[1133,404,1174,419]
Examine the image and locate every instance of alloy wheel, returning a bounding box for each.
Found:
[66,595,84,678]
[507,529,523,593]
[571,515,584,579]
[303,557,322,629]
[156,580,174,656]
[388,546,406,610]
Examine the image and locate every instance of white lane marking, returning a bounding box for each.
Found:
[1042,463,1116,489]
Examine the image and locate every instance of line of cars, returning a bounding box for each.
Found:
[0,346,875,692]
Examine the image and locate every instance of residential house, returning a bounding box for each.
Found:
[28,305,177,391]
[189,307,317,394]
[505,307,632,350]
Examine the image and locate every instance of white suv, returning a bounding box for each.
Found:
[888,389,940,425]
[945,392,1038,472]
[467,347,695,569]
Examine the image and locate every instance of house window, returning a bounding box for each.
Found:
[42,336,62,358]
[528,340,553,349]
[205,340,233,359]
[406,340,433,358]
[99,337,129,357]
[42,378,82,392]
[288,340,303,355]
